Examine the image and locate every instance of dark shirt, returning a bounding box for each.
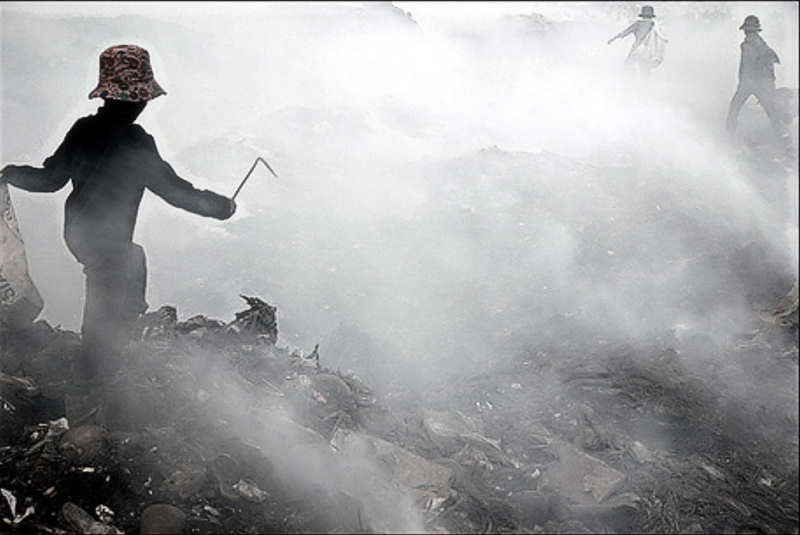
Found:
[740,33,780,83]
[5,106,231,261]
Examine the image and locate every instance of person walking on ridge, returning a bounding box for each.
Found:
[608,5,668,76]
[725,15,786,142]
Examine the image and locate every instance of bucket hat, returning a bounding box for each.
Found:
[88,45,166,102]
[739,15,761,31]
[639,5,655,18]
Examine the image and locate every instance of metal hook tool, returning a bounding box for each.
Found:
[232,157,279,201]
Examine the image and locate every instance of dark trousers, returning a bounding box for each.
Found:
[726,79,783,135]
[76,242,148,378]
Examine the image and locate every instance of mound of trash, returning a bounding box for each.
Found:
[1,294,797,533]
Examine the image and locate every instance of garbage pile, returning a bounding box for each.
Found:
[1,296,453,533]
[1,294,798,533]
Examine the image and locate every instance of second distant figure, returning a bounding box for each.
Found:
[725,15,784,139]
[608,5,668,76]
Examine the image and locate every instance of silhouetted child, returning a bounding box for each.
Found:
[1,45,237,384]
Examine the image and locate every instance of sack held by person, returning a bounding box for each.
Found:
[0,183,44,328]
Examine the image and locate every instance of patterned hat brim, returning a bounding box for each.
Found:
[88,79,167,101]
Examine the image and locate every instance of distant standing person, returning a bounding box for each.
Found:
[725,15,785,139]
[608,5,668,75]
[0,45,237,384]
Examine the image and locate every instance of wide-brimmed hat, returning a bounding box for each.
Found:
[639,5,655,18]
[739,15,761,31]
[88,45,166,102]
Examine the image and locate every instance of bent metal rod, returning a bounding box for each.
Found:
[232,157,279,201]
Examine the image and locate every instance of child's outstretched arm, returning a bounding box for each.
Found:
[608,22,638,44]
[1,164,70,192]
[139,129,235,220]
[0,119,85,192]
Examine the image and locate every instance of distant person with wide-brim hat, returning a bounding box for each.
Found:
[608,5,668,75]
[0,44,237,386]
[725,15,785,141]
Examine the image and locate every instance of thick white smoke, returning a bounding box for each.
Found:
[2,1,797,379]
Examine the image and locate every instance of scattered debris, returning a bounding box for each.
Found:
[230,295,278,344]
[60,502,122,534]
[630,441,655,464]
[0,295,796,534]
[760,281,798,329]
[59,425,110,465]
[540,439,626,505]
[423,408,502,451]
[233,479,269,503]
[1,487,35,526]
[140,504,185,535]
[208,453,241,501]
[94,504,114,524]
